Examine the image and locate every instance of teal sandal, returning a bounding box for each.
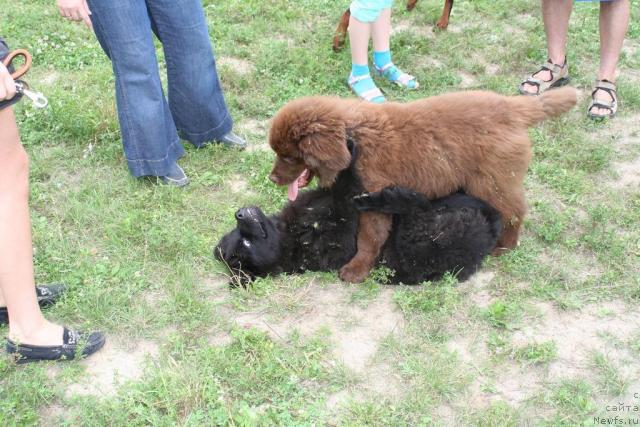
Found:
[348,73,386,103]
[375,63,419,89]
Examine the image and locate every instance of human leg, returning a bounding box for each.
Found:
[0,107,59,346]
[371,6,418,89]
[0,106,105,361]
[520,0,572,95]
[146,0,237,146]
[87,0,185,178]
[348,1,385,102]
[588,0,630,118]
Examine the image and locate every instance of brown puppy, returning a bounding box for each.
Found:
[268,87,577,283]
[332,0,455,52]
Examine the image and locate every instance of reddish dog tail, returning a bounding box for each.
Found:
[515,87,578,127]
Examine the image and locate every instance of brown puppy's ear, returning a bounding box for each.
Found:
[299,131,351,187]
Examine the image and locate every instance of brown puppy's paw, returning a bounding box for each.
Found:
[435,18,449,29]
[491,246,510,256]
[339,260,370,283]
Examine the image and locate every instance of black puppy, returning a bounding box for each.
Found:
[215,163,501,286]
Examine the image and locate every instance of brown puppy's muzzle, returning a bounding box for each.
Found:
[269,157,306,186]
[268,173,285,185]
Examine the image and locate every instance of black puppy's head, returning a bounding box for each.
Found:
[214,207,282,287]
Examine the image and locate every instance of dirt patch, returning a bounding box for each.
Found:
[38,404,65,427]
[492,362,544,406]
[238,119,270,152]
[246,142,270,152]
[433,404,457,425]
[604,113,640,149]
[200,274,230,300]
[392,20,436,39]
[485,63,500,75]
[65,338,160,398]
[512,300,640,382]
[445,334,494,409]
[141,287,169,306]
[447,21,475,35]
[233,284,405,373]
[41,70,61,86]
[458,72,477,88]
[391,21,412,36]
[459,271,495,309]
[611,156,640,189]
[227,174,250,194]
[217,56,254,76]
[238,118,268,136]
[223,282,408,408]
[440,287,640,410]
[502,23,526,38]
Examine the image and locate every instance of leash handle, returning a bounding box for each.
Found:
[15,81,48,109]
[2,49,32,80]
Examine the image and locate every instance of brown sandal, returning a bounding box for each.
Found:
[518,58,570,96]
[588,80,617,120]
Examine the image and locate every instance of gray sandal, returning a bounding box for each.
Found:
[519,59,570,96]
[588,80,617,120]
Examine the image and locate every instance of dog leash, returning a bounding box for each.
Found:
[2,49,48,108]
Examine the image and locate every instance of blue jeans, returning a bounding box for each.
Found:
[87,0,233,177]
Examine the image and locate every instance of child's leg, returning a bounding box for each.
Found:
[372,6,419,89]
[348,1,385,103]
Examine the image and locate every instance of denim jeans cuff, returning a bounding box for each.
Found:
[179,115,233,148]
[126,137,185,178]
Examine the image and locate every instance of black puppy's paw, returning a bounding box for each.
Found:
[353,187,433,214]
[352,192,378,211]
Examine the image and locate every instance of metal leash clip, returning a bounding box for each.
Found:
[2,48,49,109]
[15,80,48,109]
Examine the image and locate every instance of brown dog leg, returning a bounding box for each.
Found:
[339,212,392,283]
[493,184,527,254]
[332,8,351,52]
[436,0,453,29]
[406,0,418,11]
[464,176,527,256]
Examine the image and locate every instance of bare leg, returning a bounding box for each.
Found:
[522,0,572,94]
[349,14,371,66]
[0,107,63,346]
[590,0,630,115]
[371,8,391,52]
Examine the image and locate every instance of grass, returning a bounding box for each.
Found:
[1,0,640,425]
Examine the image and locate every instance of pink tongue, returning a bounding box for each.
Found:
[287,170,309,201]
[288,180,299,201]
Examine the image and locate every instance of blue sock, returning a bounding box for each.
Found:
[373,50,392,69]
[351,63,370,77]
[348,63,385,103]
[373,50,418,89]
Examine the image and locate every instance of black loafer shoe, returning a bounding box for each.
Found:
[1,283,66,326]
[216,131,247,150]
[36,283,66,307]
[6,328,106,364]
